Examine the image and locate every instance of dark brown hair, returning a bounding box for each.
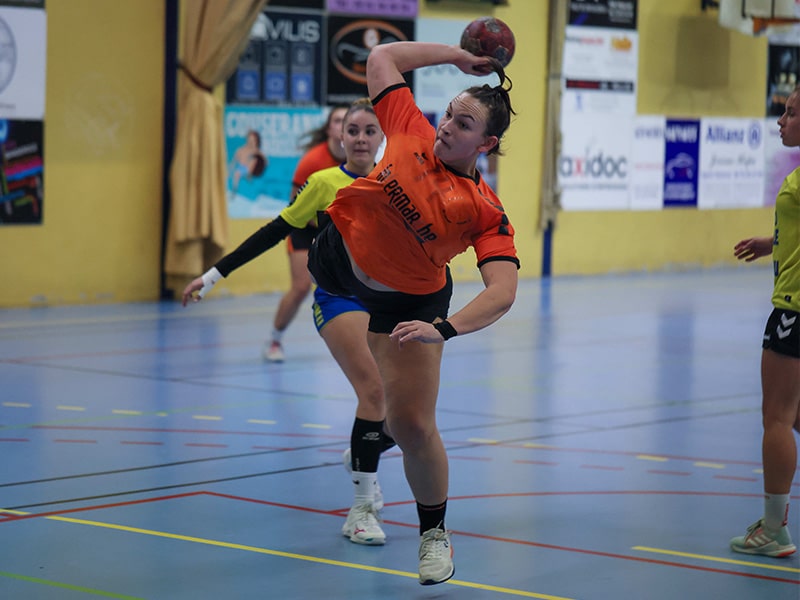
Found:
[299,103,350,151]
[464,59,515,156]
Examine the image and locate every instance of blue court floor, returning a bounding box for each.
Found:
[0,267,798,599]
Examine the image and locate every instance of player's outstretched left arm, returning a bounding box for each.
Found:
[389,260,517,345]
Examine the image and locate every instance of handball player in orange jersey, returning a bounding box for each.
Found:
[264,104,349,362]
[308,41,519,585]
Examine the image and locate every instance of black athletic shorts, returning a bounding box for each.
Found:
[307,217,452,334]
[288,224,317,251]
[762,308,800,358]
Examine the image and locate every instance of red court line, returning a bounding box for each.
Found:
[54,439,97,444]
[0,492,205,523]
[120,441,164,446]
[32,425,347,440]
[514,460,559,466]
[581,465,625,471]
[648,470,691,476]
[3,489,797,584]
[21,425,786,477]
[0,438,29,443]
[185,443,229,448]
[3,340,264,363]
[714,475,759,482]
[203,491,799,585]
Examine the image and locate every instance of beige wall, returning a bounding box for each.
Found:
[0,0,165,307]
[0,0,777,307]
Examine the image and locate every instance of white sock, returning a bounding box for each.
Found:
[271,328,284,343]
[764,493,790,531]
[352,471,378,505]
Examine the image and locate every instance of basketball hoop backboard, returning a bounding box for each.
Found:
[719,0,800,36]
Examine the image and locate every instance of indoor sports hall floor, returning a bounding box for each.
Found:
[1,267,798,599]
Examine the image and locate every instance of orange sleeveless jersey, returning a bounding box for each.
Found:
[327,84,518,295]
[292,142,339,189]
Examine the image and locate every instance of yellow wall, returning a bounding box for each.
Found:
[0,0,165,307]
[553,0,773,275]
[0,0,778,307]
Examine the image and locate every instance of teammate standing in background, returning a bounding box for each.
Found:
[730,84,800,558]
[264,104,349,362]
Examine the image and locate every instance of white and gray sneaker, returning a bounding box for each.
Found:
[418,528,454,585]
[342,503,386,545]
[342,448,384,511]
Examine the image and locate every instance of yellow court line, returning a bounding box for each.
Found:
[301,423,331,429]
[633,546,800,574]
[56,405,86,412]
[192,415,222,421]
[693,462,725,469]
[3,402,31,408]
[468,438,499,444]
[247,419,276,425]
[112,410,143,416]
[636,455,668,462]
[29,513,573,599]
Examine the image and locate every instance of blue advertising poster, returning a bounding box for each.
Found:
[226,9,324,106]
[224,104,326,219]
[663,119,700,208]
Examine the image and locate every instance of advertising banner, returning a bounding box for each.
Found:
[568,0,637,29]
[326,15,414,104]
[0,118,42,224]
[563,0,638,116]
[224,105,326,219]
[629,115,665,210]
[697,118,765,209]
[414,18,501,115]
[763,117,800,207]
[326,0,417,18]
[663,119,700,208]
[0,6,46,120]
[226,10,324,106]
[559,112,632,211]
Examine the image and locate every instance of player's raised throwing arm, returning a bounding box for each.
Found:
[365,42,497,99]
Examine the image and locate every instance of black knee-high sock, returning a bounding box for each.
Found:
[351,417,383,473]
[417,499,447,535]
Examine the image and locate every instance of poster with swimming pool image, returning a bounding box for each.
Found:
[224,104,326,219]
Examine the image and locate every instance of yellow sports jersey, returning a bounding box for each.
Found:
[772,166,800,311]
[281,165,358,229]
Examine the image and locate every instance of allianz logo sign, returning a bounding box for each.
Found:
[703,121,762,149]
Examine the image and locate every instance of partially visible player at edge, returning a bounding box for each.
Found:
[307,41,518,585]
[730,83,800,558]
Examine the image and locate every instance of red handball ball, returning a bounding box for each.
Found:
[460,16,516,68]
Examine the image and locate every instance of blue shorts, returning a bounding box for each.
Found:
[312,286,367,333]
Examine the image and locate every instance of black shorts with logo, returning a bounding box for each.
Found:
[762,308,800,358]
[307,217,452,334]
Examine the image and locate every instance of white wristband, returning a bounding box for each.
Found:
[198,267,223,298]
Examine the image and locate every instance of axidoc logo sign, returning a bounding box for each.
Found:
[559,149,628,179]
